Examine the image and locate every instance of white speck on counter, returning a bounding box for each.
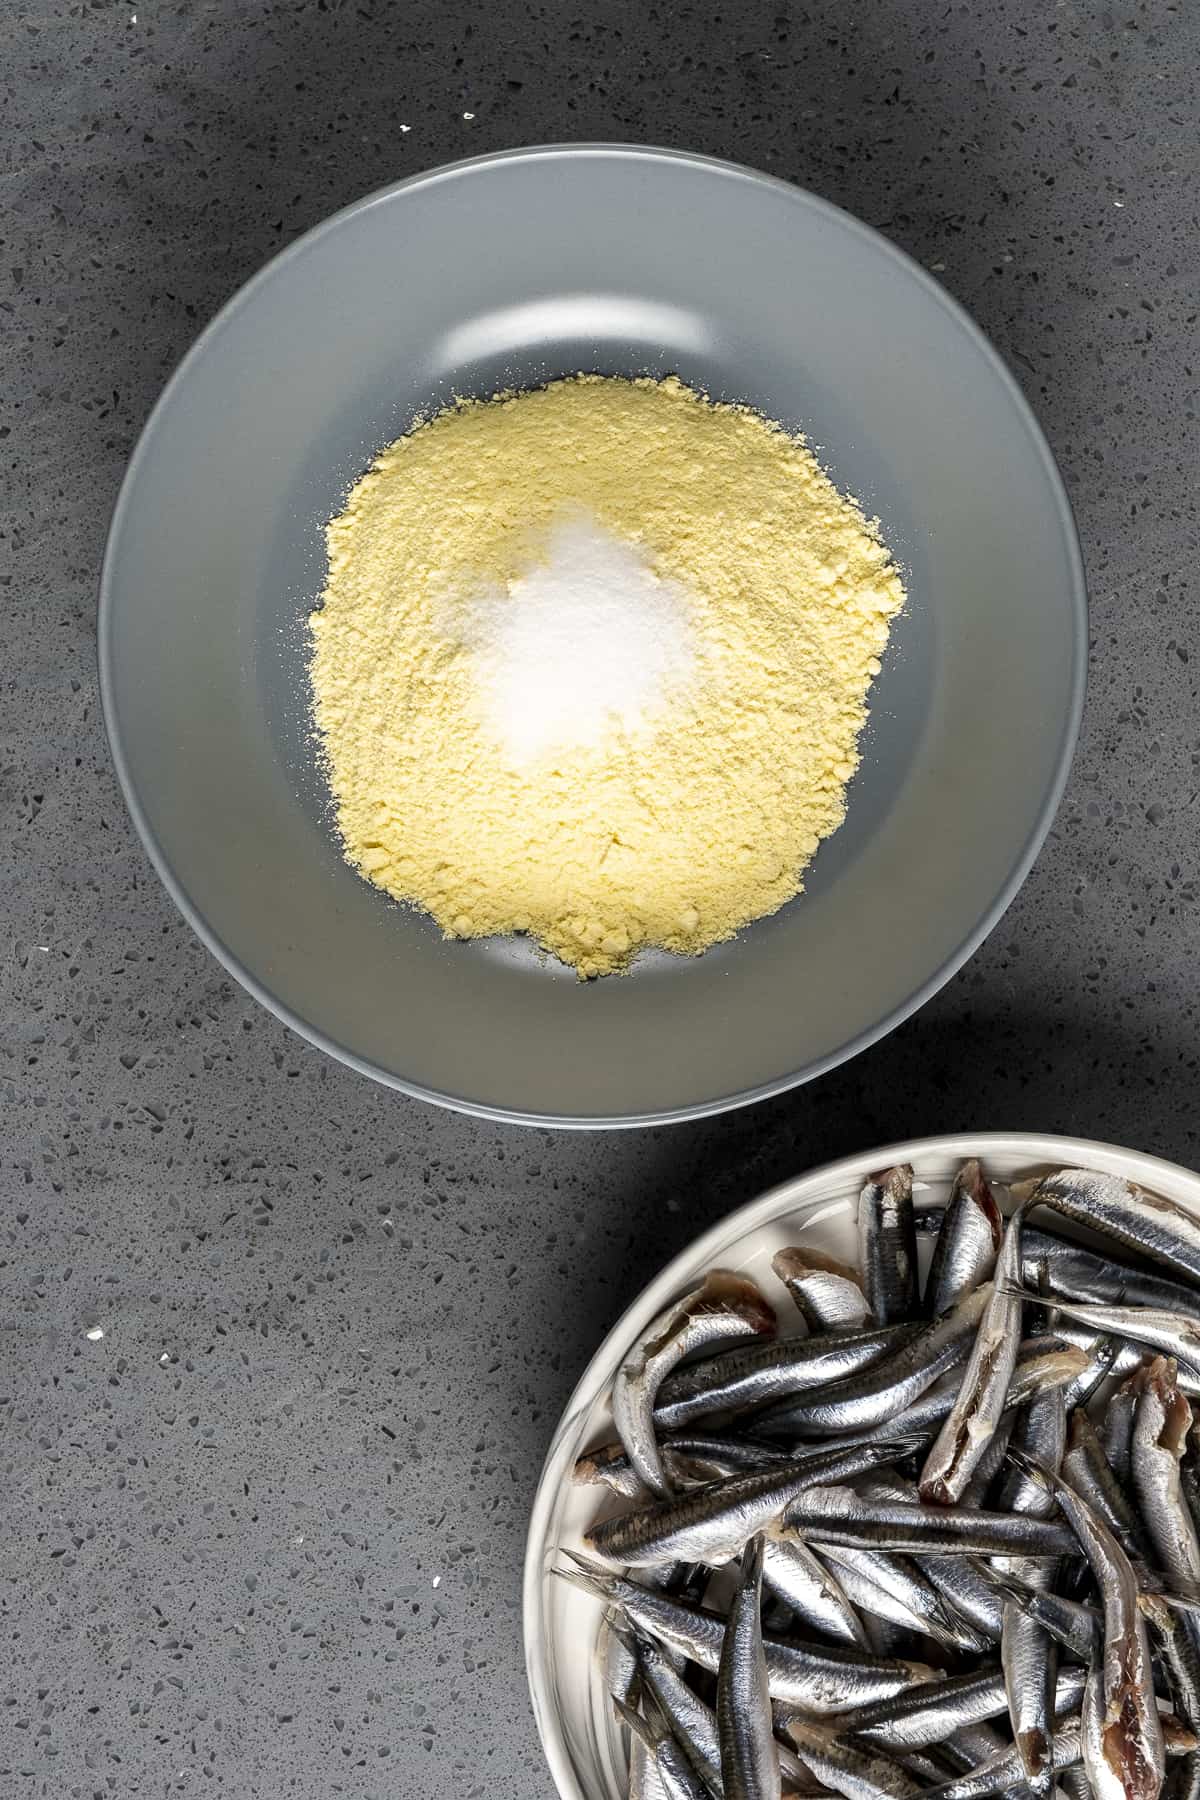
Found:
[462,111,475,120]
[86,1325,104,1341]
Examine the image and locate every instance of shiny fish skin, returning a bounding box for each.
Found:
[655,1325,916,1433]
[586,1442,909,1570]
[718,1538,780,1800]
[858,1167,918,1327]
[925,1161,1003,1319]
[1008,1452,1166,1800]
[815,1542,991,1654]
[1102,1376,1142,1488]
[616,1692,713,1800]
[914,1721,1086,1800]
[625,1631,728,1797]
[826,1663,1087,1752]
[994,1379,1067,1800]
[1015,1168,1200,1290]
[1006,1291,1200,1382]
[1131,1358,1200,1595]
[557,1557,942,1714]
[762,1533,870,1649]
[782,1486,1077,1557]
[751,1288,990,1440]
[615,1272,777,1499]
[782,1718,923,1800]
[1063,1408,1160,1586]
[846,1473,1000,1650]
[1018,1226,1200,1323]
[575,1434,787,1498]
[1140,1593,1200,1737]
[774,1248,874,1335]
[1063,1335,1126,1413]
[979,1563,1104,1662]
[919,1212,1025,1504]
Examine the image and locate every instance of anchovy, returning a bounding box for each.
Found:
[586,1441,911,1570]
[1064,1334,1126,1412]
[620,1629,728,1796]
[557,1556,942,1713]
[1063,1407,1160,1586]
[782,1717,922,1800]
[824,1663,1088,1751]
[979,1563,1103,1662]
[655,1324,917,1432]
[1103,1375,1143,1488]
[751,1288,990,1439]
[575,1433,787,1498]
[616,1689,713,1800]
[859,1167,918,1327]
[914,1721,1087,1800]
[783,1486,1077,1557]
[718,1538,780,1800]
[1019,1225,1200,1323]
[925,1161,1003,1318]
[614,1272,777,1498]
[920,1211,1025,1504]
[993,1379,1068,1800]
[1131,1358,1200,1594]
[1140,1592,1200,1735]
[814,1542,992,1654]
[774,1248,874,1335]
[846,1473,1001,1649]
[762,1533,870,1649]
[1006,1452,1166,1800]
[1005,1291,1200,1382]
[1014,1168,1200,1290]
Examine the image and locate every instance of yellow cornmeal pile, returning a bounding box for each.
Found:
[309,375,904,978]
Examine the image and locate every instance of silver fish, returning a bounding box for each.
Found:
[925,1161,1003,1319]
[914,1721,1087,1800]
[773,1248,873,1334]
[1063,1334,1126,1412]
[616,1690,713,1800]
[1007,1451,1166,1800]
[586,1441,912,1570]
[782,1486,1077,1557]
[1063,1407,1160,1586]
[622,1629,727,1796]
[825,1664,1088,1751]
[1131,1357,1200,1592]
[655,1325,917,1432]
[1103,1375,1143,1488]
[979,1563,1103,1663]
[1019,1225,1200,1323]
[614,1272,777,1499]
[846,1474,1000,1651]
[1014,1168,1200,1290]
[1139,1592,1200,1735]
[994,1381,1068,1799]
[718,1538,781,1800]
[815,1542,992,1653]
[575,1433,794,1499]
[558,1556,942,1714]
[858,1166,918,1326]
[782,1717,922,1800]
[761,1533,870,1649]
[1005,1290,1200,1382]
[919,1211,1025,1504]
[751,1287,990,1439]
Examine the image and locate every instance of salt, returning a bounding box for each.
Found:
[457,514,697,763]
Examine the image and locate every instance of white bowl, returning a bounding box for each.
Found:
[523,1131,1200,1800]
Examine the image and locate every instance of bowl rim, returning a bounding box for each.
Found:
[97,143,1088,1131]
[521,1129,1200,1799]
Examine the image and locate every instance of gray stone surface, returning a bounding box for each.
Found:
[2,0,1198,1793]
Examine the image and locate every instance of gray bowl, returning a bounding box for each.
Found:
[99,144,1086,1128]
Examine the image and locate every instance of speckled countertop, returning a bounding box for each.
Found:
[2,1,1198,1794]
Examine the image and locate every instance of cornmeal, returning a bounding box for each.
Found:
[308,376,904,978]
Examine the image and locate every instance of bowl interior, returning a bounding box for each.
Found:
[523,1133,1200,1800]
[100,147,1084,1123]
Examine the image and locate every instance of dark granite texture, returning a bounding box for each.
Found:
[2,0,1198,1793]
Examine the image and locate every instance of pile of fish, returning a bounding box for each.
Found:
[558,1163,1200,1800]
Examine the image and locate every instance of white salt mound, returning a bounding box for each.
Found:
[458,514,698,763]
